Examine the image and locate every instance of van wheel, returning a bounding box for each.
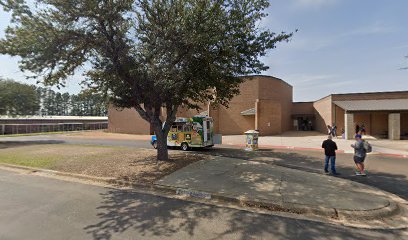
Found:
[152,141,157,149]
[181,142,189,151]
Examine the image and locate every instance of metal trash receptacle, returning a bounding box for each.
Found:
[244,130,259,151]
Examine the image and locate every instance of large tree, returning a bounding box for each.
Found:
[0,78,40,116]
[0,0,292,160]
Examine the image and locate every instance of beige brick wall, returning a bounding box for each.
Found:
[354,113,371,134]
[213,75,292,135]
[257,100,282,135]
[108,106,151,134]
[217,102,256,135]
[371,112,388,136]
[257,76,293,133]
[313,96,332,133]
[208,105,220,133]
[292,102,314,115]
[213,77,258,135]
[177,105,207,118]
[334,105,345,133]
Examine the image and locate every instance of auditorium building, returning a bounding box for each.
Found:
[108,75,408,140]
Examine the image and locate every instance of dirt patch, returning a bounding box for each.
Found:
[0,143,209,184]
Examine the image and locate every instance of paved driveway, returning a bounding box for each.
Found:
[0,133,152,148]
[0,169,406,240]
[2,133,408,201]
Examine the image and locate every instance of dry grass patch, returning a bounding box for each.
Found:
[63,131,151,141]
[0,143,209,183]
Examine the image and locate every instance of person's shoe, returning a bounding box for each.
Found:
[324,170,329,174]
[360,172,367,176]
[331,172,340,175]
[355,172,362,176]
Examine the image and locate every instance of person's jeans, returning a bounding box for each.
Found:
[324,155,336,173]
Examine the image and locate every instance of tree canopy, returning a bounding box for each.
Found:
[0,78,106,116]
[0,78,39,116]
[0,0,293,160]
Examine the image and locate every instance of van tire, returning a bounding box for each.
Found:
[181,142,189,151]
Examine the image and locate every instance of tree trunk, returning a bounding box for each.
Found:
[134,105,176,162]
[152,121,170,161]
[156,131,169,161]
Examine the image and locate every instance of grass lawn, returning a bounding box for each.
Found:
[0,142,209,183]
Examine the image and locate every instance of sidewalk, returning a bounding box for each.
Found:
[156,156,408,226]
[222,132,408,157]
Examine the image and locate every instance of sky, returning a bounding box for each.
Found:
[0,0,407,101]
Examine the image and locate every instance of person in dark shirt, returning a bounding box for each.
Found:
[355,124,360,134]
[321,135,338,175]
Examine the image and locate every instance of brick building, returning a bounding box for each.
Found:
[108,75,408,140]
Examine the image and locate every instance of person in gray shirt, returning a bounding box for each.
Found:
[351,134,366,176]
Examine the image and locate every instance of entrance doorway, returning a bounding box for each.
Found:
[293,115,314,131]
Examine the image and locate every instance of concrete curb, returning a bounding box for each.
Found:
[154,184,402,222]
[0,163,404,225]
[0,163,115,183]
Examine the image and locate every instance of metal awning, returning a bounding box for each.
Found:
[334,99,408,111]
[240,108,256,116]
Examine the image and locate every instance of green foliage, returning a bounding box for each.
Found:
[0,78,106,116]
[37,87,107,116]
[0,0,293,159]
[0,78,40,116]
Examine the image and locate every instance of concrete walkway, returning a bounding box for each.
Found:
[222,132,408,156]
[156,157,408,224]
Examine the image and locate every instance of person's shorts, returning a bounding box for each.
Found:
[354,156,365,164]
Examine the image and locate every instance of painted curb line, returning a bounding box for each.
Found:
[226,143,408,158]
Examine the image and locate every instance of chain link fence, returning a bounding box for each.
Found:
[0,122,108,135]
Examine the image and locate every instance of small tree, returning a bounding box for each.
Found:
[0,0,292,160]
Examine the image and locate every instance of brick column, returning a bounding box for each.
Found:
[388,113,401,140]
[345,112,354,140]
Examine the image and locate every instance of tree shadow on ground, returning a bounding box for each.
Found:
[84,188,400,240]
[198,147,408,201]
[0,140,65,149]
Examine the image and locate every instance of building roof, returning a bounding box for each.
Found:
[238,75,293,88]
[333,99,408,111]
[315,90,408,103]
[240,108,256,116]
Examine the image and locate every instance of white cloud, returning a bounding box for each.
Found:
[391,44,408,50]
[297,79,353,91]
[288,22,398,52]
[340,22,398,38]
[293,0,338,9]
[285,73,338,85]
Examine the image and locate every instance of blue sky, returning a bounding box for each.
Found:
[0,0,407,101]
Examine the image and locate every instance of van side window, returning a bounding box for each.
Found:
[183,125,192,132]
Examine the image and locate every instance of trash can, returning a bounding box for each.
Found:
[244,130,259,151]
